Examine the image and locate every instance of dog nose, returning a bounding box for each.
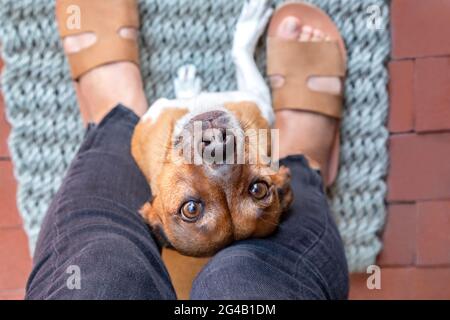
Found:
[185,110,237,165]
[201,127,236,164]
[202,127,231,147]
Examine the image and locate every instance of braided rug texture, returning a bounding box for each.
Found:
[0,0,390,272]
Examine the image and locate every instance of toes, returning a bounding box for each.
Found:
[299,26,329,42]
[276,16,302,40]
[312,29,324,42]
[299,25,313,42]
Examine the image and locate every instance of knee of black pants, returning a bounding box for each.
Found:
[28,105,177,300]
[190,241,312,299]
[191,155,349,300]
[28,235,176,300]
[190,236,348,300]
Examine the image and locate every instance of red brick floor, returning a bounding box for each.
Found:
[0,0,449,300]
[0,58,32,300]
[349,0,450,299]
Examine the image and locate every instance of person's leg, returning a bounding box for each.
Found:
[191,17,348,300]
[26,28,176,299]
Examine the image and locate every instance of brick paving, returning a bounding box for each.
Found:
[349,0,450,299]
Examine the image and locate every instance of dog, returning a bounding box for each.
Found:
[132,0,293,257]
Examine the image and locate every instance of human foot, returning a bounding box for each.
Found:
[270,16,344,184]
[63,29,148,124]
[56,0,147,125]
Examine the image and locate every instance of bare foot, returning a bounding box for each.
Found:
[271,17,342,182]
[63,28,148,124]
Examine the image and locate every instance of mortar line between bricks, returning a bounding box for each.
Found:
[376,266,450,270]
[389,200,450,205]
[388,199,450,205]
[415,129,450,135]
[387,201,416,205]
[415,199,450,203]
[390,131,450,138]
[389,57,416,62]
[392,54,450,60]
[389,130,415,135]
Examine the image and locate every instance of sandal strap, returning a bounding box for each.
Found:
[56,0,140,80]
[267,37,346,119]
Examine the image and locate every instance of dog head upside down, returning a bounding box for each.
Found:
[131,100,293,257]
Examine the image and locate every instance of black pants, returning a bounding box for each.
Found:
[25,105,348,299]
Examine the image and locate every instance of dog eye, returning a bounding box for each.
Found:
[180,200,203,222]
[249,181,269,200]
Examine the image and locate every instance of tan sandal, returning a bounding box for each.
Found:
[267,2,347,187]
[56,0,140,80]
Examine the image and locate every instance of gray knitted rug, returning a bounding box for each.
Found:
[0,0,390,272]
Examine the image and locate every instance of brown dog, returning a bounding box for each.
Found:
[131,0,292,257]
[132,101,293,257]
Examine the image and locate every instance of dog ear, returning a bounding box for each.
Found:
[140,199,173,248]
[140,200,161,226]
[272,166,294,212]
[131,120,152,180]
